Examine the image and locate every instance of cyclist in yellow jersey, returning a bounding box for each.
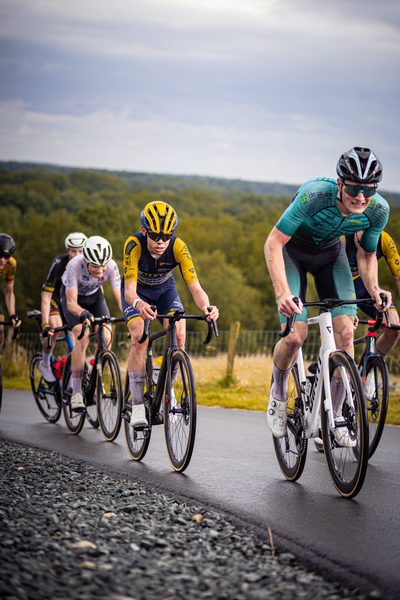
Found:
[0,234,21,353]
[344,230,400,357]
[122,201,219,428]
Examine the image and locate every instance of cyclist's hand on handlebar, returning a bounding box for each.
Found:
[42,323,54,338]
[79,310,94,326]
[203,305,219,321]
[10,314,21,328]
[138,300,157,321]
[278,295,303,318]
[373,289,392,312]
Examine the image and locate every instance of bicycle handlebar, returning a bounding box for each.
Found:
[27,309,72,348]
[279,293,389,338]
[0,320,20,340]
[138,306,218,346]
[77,316,126,341]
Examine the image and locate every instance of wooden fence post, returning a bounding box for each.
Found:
[226,321,240,383]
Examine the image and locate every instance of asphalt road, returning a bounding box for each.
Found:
[2,389,400,598]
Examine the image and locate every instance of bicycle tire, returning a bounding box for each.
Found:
[30,352,62,423]
[272,365,308,481]
[321,350,369,499]
[363,355,389,458]
[97,351,123,442]
[123,374,151,461]
[164,349,196,473]
[61,354,85,435]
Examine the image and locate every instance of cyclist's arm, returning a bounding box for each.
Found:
[357,247,392,310]
[187,281,219,320]
[394,275,400,298]
[65,288,86,318]
[4,281,20,326]
[41,291,52,327]
[112,286,123,313]
[124,280,156,321]
[264,226,302,317]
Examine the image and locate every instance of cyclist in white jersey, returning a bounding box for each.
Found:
[60,236,123,411]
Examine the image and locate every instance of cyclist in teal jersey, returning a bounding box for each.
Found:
[264,147,391,445]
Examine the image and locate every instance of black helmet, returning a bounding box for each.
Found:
[0,234,15,257]
[337,147,383,184]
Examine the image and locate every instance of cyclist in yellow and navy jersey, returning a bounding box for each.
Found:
[344,230,400,357]
[38,232,87,384]
[122,201,219,428]
[0,234,21,353]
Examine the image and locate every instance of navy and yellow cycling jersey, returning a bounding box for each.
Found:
[123,232,198,287]
[343,231,400,280]
[0,257,17,284]
[276,177,389,252]
[42,254,69,295]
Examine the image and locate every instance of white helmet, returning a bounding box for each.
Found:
[65,232,87,249]
[83,236,113,266]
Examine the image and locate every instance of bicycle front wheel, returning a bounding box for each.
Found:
[30,353,61,423]
[97,351,123,442]
[272,365,307,481]
[123,374,151,461]
[363,355,389,458]
[321,351,369,499]
[61,354,85,435]
[164,349,196,473]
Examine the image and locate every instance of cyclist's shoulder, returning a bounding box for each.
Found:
[48,253,69,269]
[364,192,389,226]
[124,232,144,253]
[292,177,338,207]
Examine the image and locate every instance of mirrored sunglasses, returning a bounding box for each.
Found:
[343,183,377,198]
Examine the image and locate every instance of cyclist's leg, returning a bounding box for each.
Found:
[122,288,148,428]
[40,297,64,382]
[0,305,4,354]
[268,245,308,438]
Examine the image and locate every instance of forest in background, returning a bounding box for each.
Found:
[1,161,400,333]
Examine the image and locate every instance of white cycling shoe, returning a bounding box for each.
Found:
[333,416,356,448]
[267,392,287,438]
[39,360,56,383]
[71,392,85,411]
[130,404,148,428]
[364,372,376,400]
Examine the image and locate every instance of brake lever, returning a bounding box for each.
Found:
[279,297,299,338]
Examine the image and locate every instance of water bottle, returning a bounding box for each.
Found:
[86,357,95,380]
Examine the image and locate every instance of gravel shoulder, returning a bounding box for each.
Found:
[0,440,380,600]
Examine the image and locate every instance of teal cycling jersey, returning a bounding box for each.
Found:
[276,177,389,253]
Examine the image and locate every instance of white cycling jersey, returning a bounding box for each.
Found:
[62,254,121,296]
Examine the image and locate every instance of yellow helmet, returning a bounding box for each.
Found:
[140,202,178,235]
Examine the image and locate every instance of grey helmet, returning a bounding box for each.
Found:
[337,147,382,184]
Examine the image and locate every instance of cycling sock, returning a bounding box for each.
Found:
[72,370,83,395]
[331,375,346,417]
[129,370,146,405]
[41,352,51,367]
[271,363,292,402]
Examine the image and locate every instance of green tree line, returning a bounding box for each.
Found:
[1,166,400,334]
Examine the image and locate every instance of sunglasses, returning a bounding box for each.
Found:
[343,183,377,198]
[147,232,173,242]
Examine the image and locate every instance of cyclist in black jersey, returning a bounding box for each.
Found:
[344,230,400,357]
[38,232,87,383]
[264,147,392,445]
[122,201,219,428]
[0,234,21,354]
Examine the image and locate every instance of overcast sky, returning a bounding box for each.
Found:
[1,0,399,191]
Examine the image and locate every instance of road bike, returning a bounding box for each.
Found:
[0,318,20,413]
[61,315,124,440]
[271,297,369,499]
[354,308,400,458]
[122,307,218,473]
[27,310,74,424]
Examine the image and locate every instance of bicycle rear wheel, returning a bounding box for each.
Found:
[164,349,196,473]
[321,350,369,499]
[272,364,307,481]
[97,351,123,442]
[363,355,389,458]
[61,354,85,435]
[30,353,61,423]
[123,374,151,461]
